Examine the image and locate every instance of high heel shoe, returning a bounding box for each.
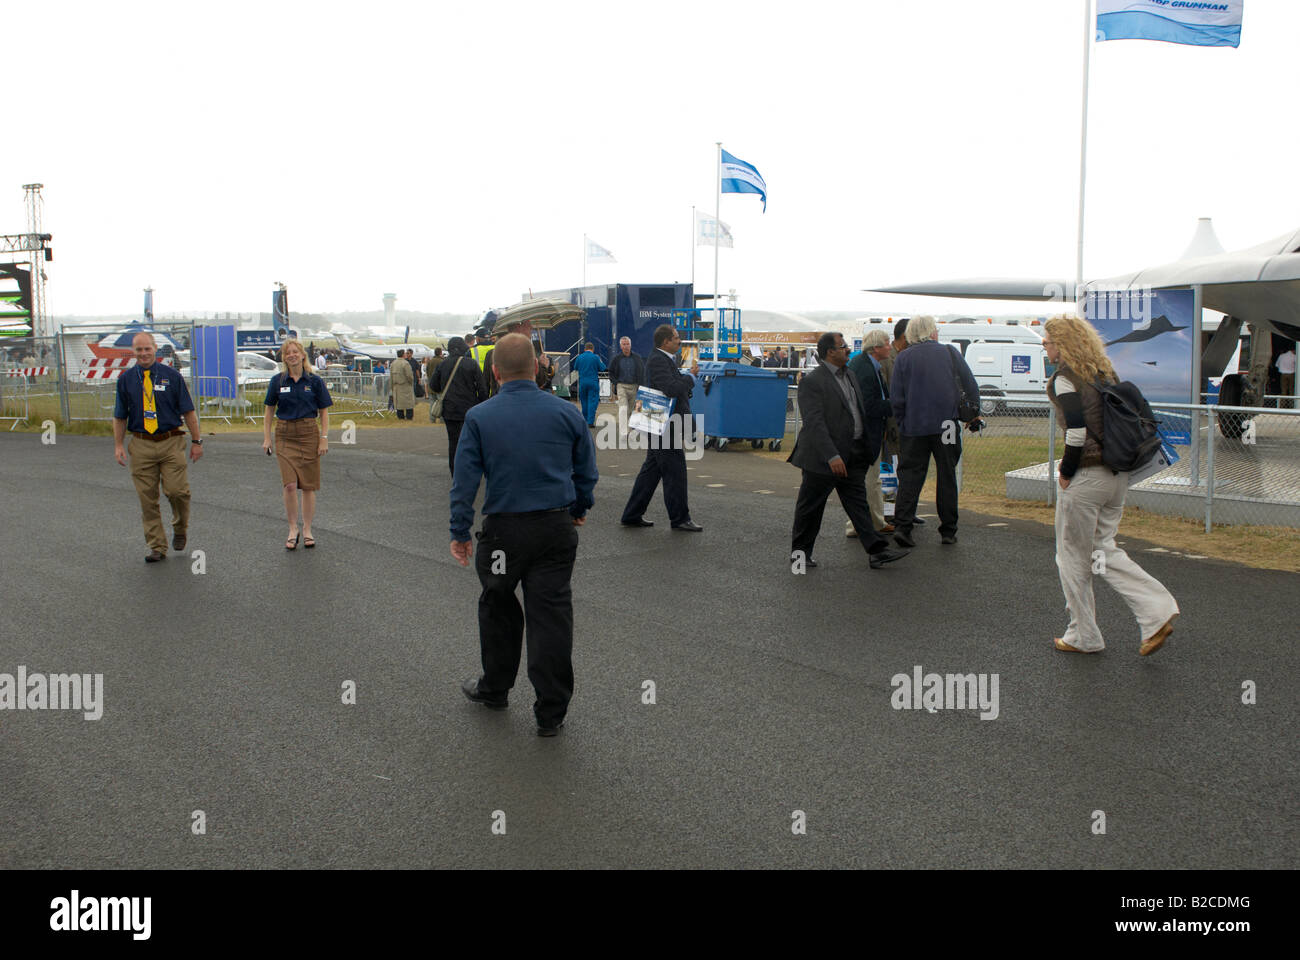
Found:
[286,531,300,550]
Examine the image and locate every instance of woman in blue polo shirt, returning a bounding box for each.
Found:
[262,338,333,549]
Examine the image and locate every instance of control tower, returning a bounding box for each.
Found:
[383,293,396,330]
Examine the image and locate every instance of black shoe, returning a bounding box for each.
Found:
[537,721,565,737]
[672,521,703,532]
[621,517,654,527]
[461,678,507,710]
[914,516,927,526]
[893,529,915,548]
[941,533,958,545]
[869,548,908,569]
[791,553,817,568]
[145,550,166,563]
[172,532,186,551]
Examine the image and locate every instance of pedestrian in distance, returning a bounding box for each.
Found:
[788,332,908,570]
[572,341,607,427]
[620,324,703,532]
[609,336,645,441]
[1276,347,1295,408]
[450,334,598,737]
[389,349,415,420]
[1042,315,1179,656]
[430,337,488,478]
[111,331,204,563]
[262,338,333,550]
[889,315,982,547]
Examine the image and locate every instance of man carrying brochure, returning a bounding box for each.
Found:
[620,324,703,532]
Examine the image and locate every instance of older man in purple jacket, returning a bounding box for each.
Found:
[889,316,983,547]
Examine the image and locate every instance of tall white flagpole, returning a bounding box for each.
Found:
[713,142,722,362]
[582,233,587,291]
[1076,0,1093,310]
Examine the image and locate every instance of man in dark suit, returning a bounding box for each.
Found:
[620,323,702,532]
[788,332,907,569]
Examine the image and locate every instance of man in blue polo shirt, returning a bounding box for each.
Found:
[112,331,205,562]
[571,341,607,426]
[450,334,598,737]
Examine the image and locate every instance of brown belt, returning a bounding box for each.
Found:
[132,429,186,441]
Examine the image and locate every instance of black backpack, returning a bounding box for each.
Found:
[1088,379,1162,472]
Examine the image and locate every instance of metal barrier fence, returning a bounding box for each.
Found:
[0,329,401,426]
[779,383,1300,531]
[959,399,1300,531]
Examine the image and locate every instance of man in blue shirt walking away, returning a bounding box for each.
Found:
[450,334,599,737]
[571,341,607,426]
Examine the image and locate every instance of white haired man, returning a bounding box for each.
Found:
[845,328,895,537]
[889,316,982,546]
[608,337,645,441]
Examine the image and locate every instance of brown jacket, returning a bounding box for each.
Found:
[1047,364,1105,469]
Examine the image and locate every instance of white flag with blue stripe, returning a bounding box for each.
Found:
[720,149,767,212]
[585,239,617,264]
[1097,1,1243,48]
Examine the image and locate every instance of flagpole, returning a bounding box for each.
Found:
[713,142,722,362]
[582,233,587,291]
[1076,0,1093,310]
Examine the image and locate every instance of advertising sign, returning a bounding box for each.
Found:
[1086,288,1195,444]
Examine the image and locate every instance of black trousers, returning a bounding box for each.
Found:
[893,432,962,538]
[446,419,464,477]
[474,510,578,728]
[621,426,691,526]
[791,439,887,558]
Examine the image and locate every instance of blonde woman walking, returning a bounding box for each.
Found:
[263,338,333,549]
[1043,315,1178,656]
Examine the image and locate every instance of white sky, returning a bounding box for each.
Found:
[5,0,1296,319]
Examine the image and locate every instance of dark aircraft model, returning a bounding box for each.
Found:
[1104,315,1187,347]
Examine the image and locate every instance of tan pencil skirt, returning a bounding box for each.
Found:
[275,417,322,490]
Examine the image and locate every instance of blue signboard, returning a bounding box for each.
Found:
[236,328,296,349]
[193,325,238,399]
[1011,354,1031,374]
[1086,288,1195,444]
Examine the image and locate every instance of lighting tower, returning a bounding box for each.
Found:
[22,184,47,337]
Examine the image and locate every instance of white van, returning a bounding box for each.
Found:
[959,341,1050,415]
[935,320,1044,354]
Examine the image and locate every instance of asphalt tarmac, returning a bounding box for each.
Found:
[0,418,1295,869]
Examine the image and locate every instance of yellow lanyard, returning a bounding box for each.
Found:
[142,368,158,433]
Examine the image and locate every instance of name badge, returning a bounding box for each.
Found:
[144,410,157,420]
[154,383,166,392]
[280,386,291,393]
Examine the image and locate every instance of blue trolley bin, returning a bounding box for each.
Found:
[693,361,791,452]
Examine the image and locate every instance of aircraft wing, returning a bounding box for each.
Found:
[870,225,1300,339]
[867,278,1078,301]
[1089,229,1300,336]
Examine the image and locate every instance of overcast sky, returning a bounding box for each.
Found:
[6,0,1296,320]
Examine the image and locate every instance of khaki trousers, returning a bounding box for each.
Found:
[845,457,886,534]
[616,383,638,438]
[1054,465,1178,651]
[128,434,191,552]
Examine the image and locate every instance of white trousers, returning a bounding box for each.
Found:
[1055,465,1179,651]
